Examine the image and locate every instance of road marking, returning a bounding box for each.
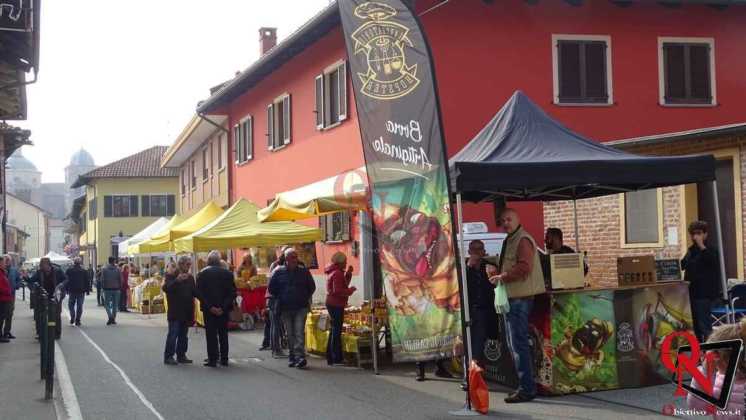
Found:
[78,329,165,420]
[54,342,84,420]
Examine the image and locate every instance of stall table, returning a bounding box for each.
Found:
[484,281,693,395]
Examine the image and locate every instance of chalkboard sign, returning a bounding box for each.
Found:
[0,1,30,32]
[655,259,681,282]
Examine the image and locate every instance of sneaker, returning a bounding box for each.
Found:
[203,361,217,368]
[296,359,308,369]
[504,393,535,404]
[220,360,229,367]
[112,319,117,325]
[164,358,178,366]
[415,371,425,382]
[106,319,113,326]
[177,356,193,364]
[5,333,15,339]
[70,318,75,325]
[75,321,81,327]
[288,359,298,368]
[258,345,270,351]
[0,337,9,343]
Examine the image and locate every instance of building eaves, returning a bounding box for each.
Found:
[607,122,746,149]
[71,146,177,188]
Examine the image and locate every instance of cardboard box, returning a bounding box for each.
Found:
[617,256,657,286]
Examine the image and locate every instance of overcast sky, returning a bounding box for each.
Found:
[18,0,333,183]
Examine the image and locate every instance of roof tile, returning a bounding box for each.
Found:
[72,146,176,188]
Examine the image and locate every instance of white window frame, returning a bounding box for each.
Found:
[657,36,716,107]
[268,93,291,152]
[551,34,613,106]
[315,60,348,130]
[619,188,665,249]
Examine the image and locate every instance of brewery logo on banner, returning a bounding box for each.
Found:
[339,0,463,362]
[616,322,634,353]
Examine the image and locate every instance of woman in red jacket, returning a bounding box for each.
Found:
[0,257,12,343]
[325,252,356,366]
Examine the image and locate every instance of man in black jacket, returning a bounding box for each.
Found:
[65,258,91,326]
[681,220,722,342]
[268,248,316,369]
[162,256,199,365]
[30,258,66,338]
[196,250,236,367]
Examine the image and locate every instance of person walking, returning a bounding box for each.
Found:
[196,250,236,367]
[119,263,130,312]
[64,258,91,326]
[489,208,546,403]
[30,258,67,338]
[465,240,498,368]
[0,257,12,343]
[101,257,123,325]
[325,252,356,366]
[681,220,722,342]
[162,259,199,365]
[94,265,103,306]
[3,255,20,339]
[268,248,316,369]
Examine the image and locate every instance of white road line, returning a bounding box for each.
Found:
[54,342,84,420]
[78,329,165,420]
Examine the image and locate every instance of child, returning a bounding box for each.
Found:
[687,320,746,420]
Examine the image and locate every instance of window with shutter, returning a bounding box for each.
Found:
[341,211,351,241]
[660,39,713,105]
[282,95,291,145]
[104,196,113,217]
[243,117,253,161]
[167,195,176,216]
[338,62,348,121]
[218,134,223,169]
[233,124,240,163]
[202,148,208,180]
[129,195,138,217]
[89,199,97,219]
[319,215,327,242]
[141,195,151,217]
[623,189,662,246]
[267,104,274,150]
[555,37,609,104]
[315,74,324,129]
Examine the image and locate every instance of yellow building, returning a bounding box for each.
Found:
[71,146,178,267]
[161,115,229,218]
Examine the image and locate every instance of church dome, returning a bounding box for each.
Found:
[6,149,39,172]
[69,148,95,167]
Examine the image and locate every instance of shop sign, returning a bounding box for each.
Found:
[339,0,463,362]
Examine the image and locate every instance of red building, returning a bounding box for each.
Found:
[198,0,746,290]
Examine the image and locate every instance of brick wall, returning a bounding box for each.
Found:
[544,134,746,288]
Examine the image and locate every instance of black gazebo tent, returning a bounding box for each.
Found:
[447,91,729,363]
[449,91,716,203]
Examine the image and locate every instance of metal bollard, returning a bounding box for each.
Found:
[45,298,57,400]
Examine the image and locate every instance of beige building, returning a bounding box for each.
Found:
[161,115,229,217]
[6,193,49,259]
[71,146,179,266]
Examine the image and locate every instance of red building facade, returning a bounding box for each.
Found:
[199,0,746,289]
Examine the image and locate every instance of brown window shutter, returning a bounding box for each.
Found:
[246,117,253,160]
[141,195,150,217]
[166,195,176,216]
[663,43,686,102]
[338,62,348,121]
[315,74,324,129]
[129,195,138,217]
[689,44,711,101]
[233,124,240,162]
[267,104,274,150]
[283,95,291,145]
[341,211,351,241]
[104,196,112,217]
[584,41,608,101]
[558,40,581,101]
[319,215,328,242]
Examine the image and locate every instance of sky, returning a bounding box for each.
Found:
[18,0,333,183]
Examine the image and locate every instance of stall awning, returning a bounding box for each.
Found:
[174,199,322,253]
[128,214,184,255]
[449,91,716,202]
[139,202,224,253]
[118,217,170,257]
[258,168,369,222]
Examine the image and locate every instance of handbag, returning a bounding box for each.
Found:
[494,281,509,314]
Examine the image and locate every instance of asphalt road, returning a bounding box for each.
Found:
[52,296,693,420]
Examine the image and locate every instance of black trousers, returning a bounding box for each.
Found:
[204,313,229,362]
[469,306,498,365]
[326,305,345,364]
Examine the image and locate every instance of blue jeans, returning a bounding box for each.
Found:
[691,298,714,342]
[326,305,345,364]
[281,307,309,361]
[164,320,189,359]
[103,290,120,321]
[68,293,85,322]
[506,297,536,396]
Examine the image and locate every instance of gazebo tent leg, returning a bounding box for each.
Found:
[455,193,474,410]
[711,180,732,322]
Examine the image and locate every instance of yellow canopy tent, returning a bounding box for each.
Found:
[258,167,369,222]
[127,214,184,255]
[136,202,224,253]
[173,199,322,253]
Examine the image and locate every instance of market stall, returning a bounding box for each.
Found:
[118,217,170,258]
[173,198,322,326]
[127,214,184,255]
[136,202,223,253]
[448,91,722,395]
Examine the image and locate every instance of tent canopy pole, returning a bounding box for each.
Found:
[456,193,473,364]
[711,180,731,321]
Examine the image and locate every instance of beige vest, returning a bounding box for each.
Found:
[499,226,546,298]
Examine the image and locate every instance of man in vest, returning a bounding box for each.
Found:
[489,208,545,403]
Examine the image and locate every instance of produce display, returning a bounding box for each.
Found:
[306,298,388,356]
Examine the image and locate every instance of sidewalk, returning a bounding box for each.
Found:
[0,295,58,420]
